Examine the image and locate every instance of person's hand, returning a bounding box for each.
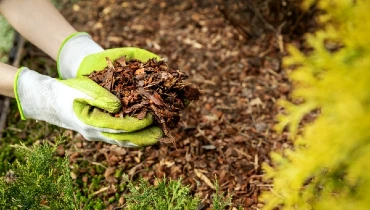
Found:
[54,32,164,146]
[57,32,159,78]
[14,67,163,147]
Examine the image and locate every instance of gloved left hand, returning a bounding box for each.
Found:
[14,67,163,147]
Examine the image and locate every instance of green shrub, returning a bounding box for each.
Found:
[0,137,231,210]
[0,140,78,210]
[124,176,201,210]
[263,0,370,209]
[212,180,232,210]
[124,176,233,210]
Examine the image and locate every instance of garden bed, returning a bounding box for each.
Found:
[2,0,317,209]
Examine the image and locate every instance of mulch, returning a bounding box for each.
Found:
[26,0,316,209]
[87,57,200,142]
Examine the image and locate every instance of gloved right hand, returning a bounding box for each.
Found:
[14,67,163,147]
[57,32,159,79]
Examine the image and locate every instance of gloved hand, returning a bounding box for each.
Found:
[57,32,160,78]
[14,67,163,147]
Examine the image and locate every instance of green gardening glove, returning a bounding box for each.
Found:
[15,67,163,147]
[77,47,160,77]
[57,32,160,78]
[15,68,162,147]
[56,32,163,146]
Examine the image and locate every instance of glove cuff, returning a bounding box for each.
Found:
[14,67,46,120]
[14,68,59,122]
[57,32,104,79]
[14,67,27,120]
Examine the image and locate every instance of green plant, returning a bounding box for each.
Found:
[124,176,233,210]
[263,0,370,209]
[0,100,64,175]
[212,180,232,210]
[0,138,78,209]
[124,176,200,210]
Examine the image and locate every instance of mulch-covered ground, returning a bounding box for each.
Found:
[12,0,317,209]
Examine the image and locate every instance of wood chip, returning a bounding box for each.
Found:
[194,169,215,190]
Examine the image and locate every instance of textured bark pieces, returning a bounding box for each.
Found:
[88,56,200,142]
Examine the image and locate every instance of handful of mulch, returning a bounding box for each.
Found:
[87,56,200,143]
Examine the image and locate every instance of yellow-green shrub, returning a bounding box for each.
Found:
[263,0,370,209]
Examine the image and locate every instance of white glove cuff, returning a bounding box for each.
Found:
[15,68,57,121]
[57,32,104,79]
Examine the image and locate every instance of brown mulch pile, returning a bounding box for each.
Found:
[87,57,200,142]
[56,0,317,209]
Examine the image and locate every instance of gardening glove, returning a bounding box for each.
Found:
[14,67,163,147]
[57,32,160,78]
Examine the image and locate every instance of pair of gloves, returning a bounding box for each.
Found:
[15,32,163,147]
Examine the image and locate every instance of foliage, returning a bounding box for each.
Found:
[0,100,63,175]
[124,175,201,210]
[0,139,79,210]
[212,179,232,210]
[73,163,108,210]
[124,175,233,210]
[262,0,370,209]
[0,15,14,62]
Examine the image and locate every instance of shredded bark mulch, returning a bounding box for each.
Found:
[42,0,316,209]
[87,57,200,142]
